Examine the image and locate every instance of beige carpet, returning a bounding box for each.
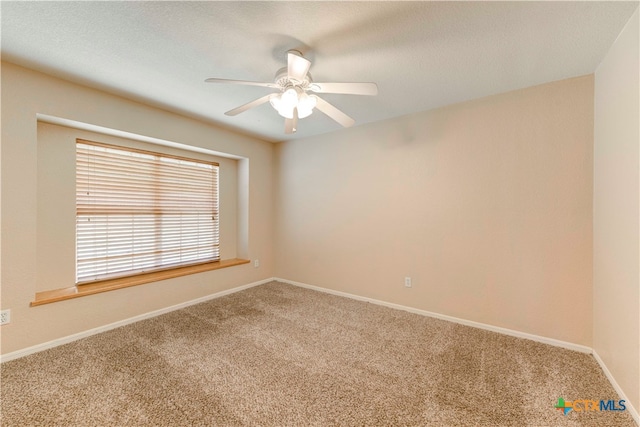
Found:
[1,281,636,426]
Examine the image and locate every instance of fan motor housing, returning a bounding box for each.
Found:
[274,67,311,89]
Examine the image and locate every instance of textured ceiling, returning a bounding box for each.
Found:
[1,1,638,142]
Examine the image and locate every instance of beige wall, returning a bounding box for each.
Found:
[594,8,640,413]
[1,62,274,355]
[275,76,594,346]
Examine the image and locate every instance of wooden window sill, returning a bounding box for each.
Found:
[31,258,250,306]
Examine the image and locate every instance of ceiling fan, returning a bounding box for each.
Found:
[205,50,378,134]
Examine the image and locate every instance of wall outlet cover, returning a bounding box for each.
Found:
[0,309,11,325]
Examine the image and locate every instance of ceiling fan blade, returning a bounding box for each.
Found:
[314,96,355,128]
[287,50,311,82]
[285,108,299,134]
[225,94,274,116]
[308,82,378,96]
[205,78,278,89]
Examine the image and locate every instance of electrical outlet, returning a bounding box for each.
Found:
[254,259,260,268]
[0,309,11,325]
[404,277,412,288]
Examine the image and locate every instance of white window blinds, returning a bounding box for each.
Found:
[76,139,219,284]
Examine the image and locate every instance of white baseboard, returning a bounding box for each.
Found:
[0,277,275,363]
[0,277,589,361]
[275,277,592,353]
[592,350,640,425]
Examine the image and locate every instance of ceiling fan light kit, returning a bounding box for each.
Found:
[205,49,378,134]
[269,88,317,119]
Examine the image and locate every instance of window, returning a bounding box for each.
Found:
[76,139,219,284]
